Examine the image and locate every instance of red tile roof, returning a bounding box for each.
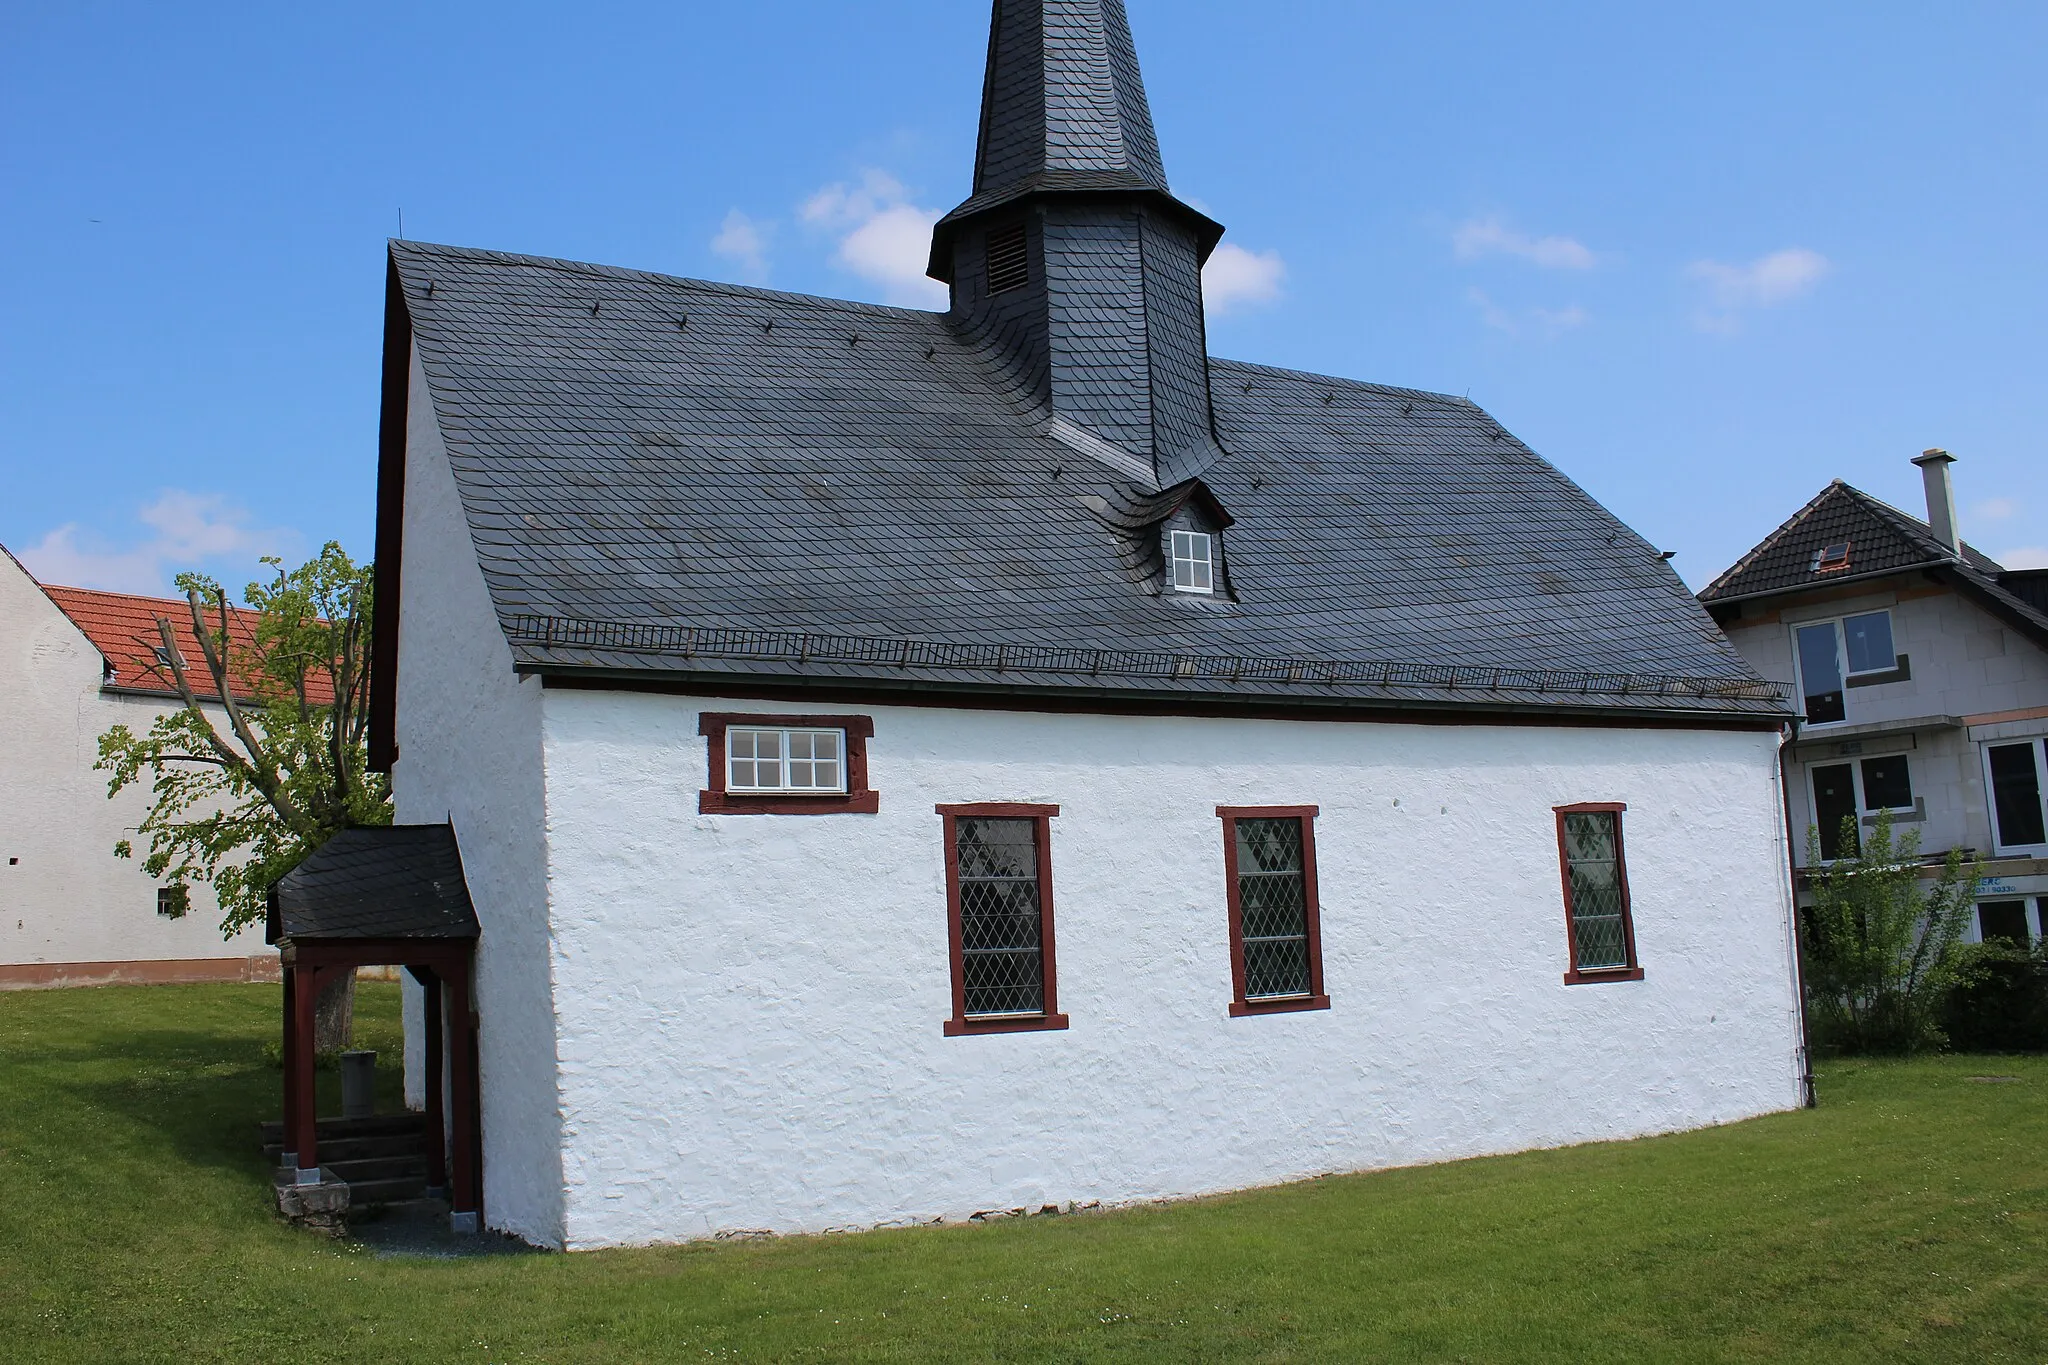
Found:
[40,585,337,707]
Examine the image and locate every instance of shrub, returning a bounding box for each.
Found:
[1941,939,2048,1053]
[1800,811,1977,1056]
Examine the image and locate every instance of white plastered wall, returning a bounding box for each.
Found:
[541,689,1804,1249]
[0,549,268,969]
[390,344,564,1246]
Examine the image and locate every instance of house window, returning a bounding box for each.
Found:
[1812,542,1852,572]
[1170,530,1215,594]
[1985,739,2048,853]
[1810,754,1917,860]
[156,885,190,919]
[1217,806,1329,1016]
[1555,804,1643,983]
[1791,610,1902,726]
[728,727,844,793]
[1975,901,2031,947]
[985,222,1029,295]
[937,804,1068,1036]
[698,713,878,815]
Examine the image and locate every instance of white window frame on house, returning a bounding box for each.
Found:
[1969,898,2043,946]
[1789,608,1900,728]
[724,726,848,795]
[1170,530,1215,594]
[1807,753,1918,863]
[1980,736,2048,857]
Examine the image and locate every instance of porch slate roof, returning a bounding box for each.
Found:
[269,825,479,944]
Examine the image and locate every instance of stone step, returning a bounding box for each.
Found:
[258,1113,425,1144]
[324,1155,428,1185]
[262,1132,427,1165]
[349,1176,429,1206]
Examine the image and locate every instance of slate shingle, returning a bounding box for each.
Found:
[269,825,480,943]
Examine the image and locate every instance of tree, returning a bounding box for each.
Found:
[97,544,391,1049]
[1800,809,1978,1055]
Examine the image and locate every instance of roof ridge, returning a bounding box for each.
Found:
[389,239,947,321]
[1698,481,1847,599]
[1205,357,1473,407]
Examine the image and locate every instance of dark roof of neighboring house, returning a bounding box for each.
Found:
[268,825,479,943]
[383,238,1782,721]
[38,584,336,706]
[1699,480,2048,650]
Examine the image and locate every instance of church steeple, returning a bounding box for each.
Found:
[932,0,1227,489]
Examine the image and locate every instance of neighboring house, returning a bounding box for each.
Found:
[0,546,277,985]
[365,0,1806,1249]
[1699,451,2048,947]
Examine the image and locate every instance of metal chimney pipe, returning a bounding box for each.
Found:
[1911,448,1959,553]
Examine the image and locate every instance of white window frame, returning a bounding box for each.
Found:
[1968,899,2043,946]
[1170,529,1215,594]
[1789,608,1899,728]
[1810,757,1916,863]
[725,726,848,795]
[1980,736,2048,857]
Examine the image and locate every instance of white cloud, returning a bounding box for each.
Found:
[1453,218,1596,270]
[15,490,300,596]
[800,170,947,308]
[1998,545,2048,570]
[1686,247,1830,332]
[1466,287,1588,338]
[1201,243,1286,315]
[1972,497,2018,522]
[710,209,773,283]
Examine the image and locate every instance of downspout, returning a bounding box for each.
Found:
[1775,717,1816,1107]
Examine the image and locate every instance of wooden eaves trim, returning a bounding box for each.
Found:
[368,250,413,774]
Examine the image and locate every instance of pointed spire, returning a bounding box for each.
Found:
[933,0,1228,489]
[973,0,1169,199]
[929,0,1221,282]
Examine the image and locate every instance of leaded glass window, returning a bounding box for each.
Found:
[1235,818,1311,998]
[1561,810,1631,972]
[955,818,1045,1017]
[726,727,845,793]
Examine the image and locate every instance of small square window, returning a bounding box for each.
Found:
[157,885,190,919]
[1812,542,1852,572]
[699,714,877,814]
[1171,530,1215,594]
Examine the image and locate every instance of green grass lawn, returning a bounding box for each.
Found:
[1,985,2042,1364]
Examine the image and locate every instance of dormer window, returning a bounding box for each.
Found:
[1171,530,1215,593]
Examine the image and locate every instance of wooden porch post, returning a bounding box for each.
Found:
[446,957,481,1230]
[289,963,322,1181]
[280,963,299,1169]
[416,965,447,1194]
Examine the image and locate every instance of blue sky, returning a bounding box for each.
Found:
[3,0,2043,599]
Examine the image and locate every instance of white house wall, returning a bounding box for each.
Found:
[540,689,1803,1249]
[0,551,269,974]
[390,344,564,1247]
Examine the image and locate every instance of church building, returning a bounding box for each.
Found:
[365,0,1806,1249]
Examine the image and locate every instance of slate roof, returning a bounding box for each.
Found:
[38,583,335,706]
[268,825,479,943]
[1699,480,2048,650]
[387,239,1782,720]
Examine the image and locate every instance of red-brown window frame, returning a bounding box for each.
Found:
[1554,802,1644,984]
[936,802,1069,1037]
[1217,805,1331,1017]
[698,714,878,815]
